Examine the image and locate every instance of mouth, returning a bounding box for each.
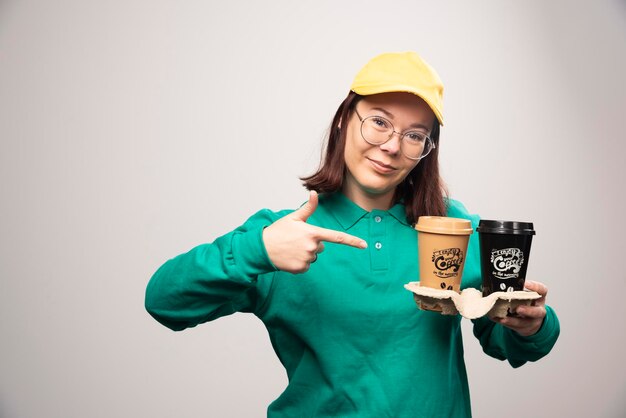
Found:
[367,157,397,173]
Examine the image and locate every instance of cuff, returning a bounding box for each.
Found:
[232,224,278,280]
[508,305,560,348]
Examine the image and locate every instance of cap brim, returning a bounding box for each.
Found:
[351,84,444,126]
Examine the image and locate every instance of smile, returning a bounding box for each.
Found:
[367,158,397,174]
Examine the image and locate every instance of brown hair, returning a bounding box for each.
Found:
[301,91,448,225]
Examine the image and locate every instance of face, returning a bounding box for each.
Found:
[342,92,436,209]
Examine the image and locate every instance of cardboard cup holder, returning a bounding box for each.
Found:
[404,282,541,320]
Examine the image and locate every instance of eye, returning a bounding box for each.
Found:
[371,117,390,129]
[405,131,427,143]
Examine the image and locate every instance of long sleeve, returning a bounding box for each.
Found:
[145,209,285,331]
[472,305,560,368]
[446,198,561,368]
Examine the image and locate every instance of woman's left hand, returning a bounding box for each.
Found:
[493,280,548,337]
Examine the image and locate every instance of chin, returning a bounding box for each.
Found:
[360,179,400,196]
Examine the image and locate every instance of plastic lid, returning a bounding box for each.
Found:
[414,216,473,235]
[476,220,535,235]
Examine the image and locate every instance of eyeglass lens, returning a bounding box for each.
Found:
[361,116,433,159]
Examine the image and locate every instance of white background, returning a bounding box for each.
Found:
[1,0,625,417]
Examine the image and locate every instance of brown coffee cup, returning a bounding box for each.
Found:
[415,217,473,310]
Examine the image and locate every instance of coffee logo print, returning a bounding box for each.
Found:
[500,283,515,292]
[432,248,464,278]
[491,248,524,279]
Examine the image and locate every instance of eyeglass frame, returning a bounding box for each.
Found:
[353,107,436,160]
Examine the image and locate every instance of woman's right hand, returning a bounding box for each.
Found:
[262,191,368,274]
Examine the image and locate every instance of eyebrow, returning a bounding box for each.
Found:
[370,107,431,131]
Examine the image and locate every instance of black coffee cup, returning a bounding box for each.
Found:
[476,220,535,296]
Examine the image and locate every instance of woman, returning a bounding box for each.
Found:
[145,51,560,417]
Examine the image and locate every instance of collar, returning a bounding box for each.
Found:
[388,201,410,226]
[321,192,410,230]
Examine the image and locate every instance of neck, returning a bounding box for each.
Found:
[342,183,395,212]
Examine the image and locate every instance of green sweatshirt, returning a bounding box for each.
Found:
[145,192,560,417]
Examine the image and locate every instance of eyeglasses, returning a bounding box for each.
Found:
[354,107,436,160]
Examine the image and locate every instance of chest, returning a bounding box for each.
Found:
[266,221,422,336]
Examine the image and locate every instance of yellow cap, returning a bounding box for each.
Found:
[350,51,444,125]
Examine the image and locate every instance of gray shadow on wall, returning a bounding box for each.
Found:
[616,0,626,18]
[0,0,17,31]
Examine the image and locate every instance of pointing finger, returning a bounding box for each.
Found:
[292,190,319,222]
[309,225,367,249]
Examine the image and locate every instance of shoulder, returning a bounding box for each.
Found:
[446,198,480,228]
[240,207,294,228]
[242,192,338,227]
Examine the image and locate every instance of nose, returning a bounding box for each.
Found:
[379,131,402,155]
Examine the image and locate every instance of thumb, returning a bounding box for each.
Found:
[524,280,548,297]
[292,190,319,221]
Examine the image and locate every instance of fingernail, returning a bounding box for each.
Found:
[360,241,368,249]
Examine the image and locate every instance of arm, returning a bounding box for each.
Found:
[145,209,282,331]
[447,199,560,367]
[145,192,366,331]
